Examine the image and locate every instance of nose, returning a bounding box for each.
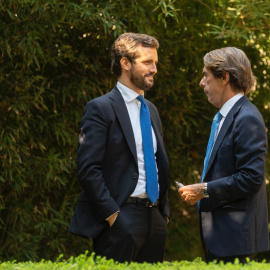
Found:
[199,77,205,87]
[150,63,157,74]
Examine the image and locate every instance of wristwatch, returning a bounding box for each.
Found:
[202,183,209,198]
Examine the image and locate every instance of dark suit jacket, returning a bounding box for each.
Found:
[200,95,269,257]
[69,86,169,238]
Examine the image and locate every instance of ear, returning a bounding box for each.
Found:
[221,71,230,85]
[120,57,131,72]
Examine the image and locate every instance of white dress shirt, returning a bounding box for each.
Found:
[218,92,244,135]
[211,92,244,149]
[117,81,159,198]
[203,92,244,177]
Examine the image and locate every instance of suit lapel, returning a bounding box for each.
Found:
[109,87,137,164]
[205,96,249,179]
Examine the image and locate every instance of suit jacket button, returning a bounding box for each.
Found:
[132,173,138,179]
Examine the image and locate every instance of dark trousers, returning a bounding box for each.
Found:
[93,202,168,263]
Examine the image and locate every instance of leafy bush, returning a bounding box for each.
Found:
[1,253,270,270]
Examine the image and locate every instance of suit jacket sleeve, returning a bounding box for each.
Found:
[207,111,267,208]
[77,100,119,221]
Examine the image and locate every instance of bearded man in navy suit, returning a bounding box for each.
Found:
[69,33,169,263]
[179,47,269,263]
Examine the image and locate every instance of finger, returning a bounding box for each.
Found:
[181,195,187,201]
[181,191,189,196]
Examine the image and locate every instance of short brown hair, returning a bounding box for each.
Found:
[111,33,159,77]
[203,47,256,94]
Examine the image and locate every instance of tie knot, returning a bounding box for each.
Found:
[136,95,145,105]
[214,111,223,123]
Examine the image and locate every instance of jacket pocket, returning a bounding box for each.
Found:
[222,199,249,210]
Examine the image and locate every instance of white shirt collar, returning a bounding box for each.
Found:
[117,81,144,103]
[220,92,244,118]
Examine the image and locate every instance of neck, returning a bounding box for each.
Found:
[118,77,143,95]
[218,86,242,109]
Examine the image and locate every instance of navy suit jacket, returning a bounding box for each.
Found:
[200,95,269,257]
[69,87,169,238]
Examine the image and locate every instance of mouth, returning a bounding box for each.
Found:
[146,72,155,77]
[146,75,154,81]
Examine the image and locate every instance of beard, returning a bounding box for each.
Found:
[130,68,155,91]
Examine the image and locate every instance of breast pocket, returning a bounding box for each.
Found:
[218,144,235,166]
[218,144,232,156]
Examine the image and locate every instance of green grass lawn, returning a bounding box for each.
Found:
[1,253,270,270]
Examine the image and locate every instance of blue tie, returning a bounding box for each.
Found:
[197,111,222,211]
[200,111,223,182]
[137,95,159,204]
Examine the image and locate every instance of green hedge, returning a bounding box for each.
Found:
[1,253,270,270]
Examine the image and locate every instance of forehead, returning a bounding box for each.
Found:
[202,66,212,75]
[136,45,158,60]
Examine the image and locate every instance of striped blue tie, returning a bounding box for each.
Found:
[137,95,158,204]
[197,111,223,211]
[201,111,223,182]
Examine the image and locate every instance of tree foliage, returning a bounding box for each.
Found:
[0,0,269,262]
